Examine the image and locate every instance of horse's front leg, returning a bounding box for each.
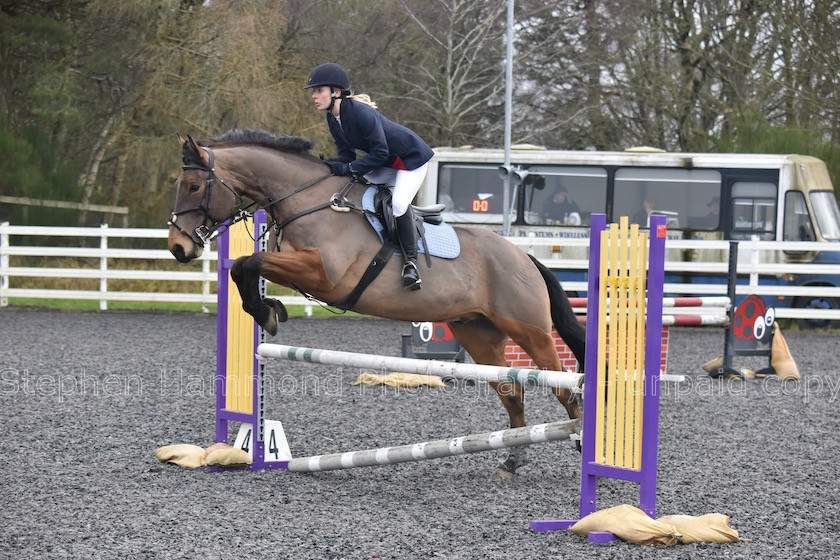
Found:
[230,248,335,335]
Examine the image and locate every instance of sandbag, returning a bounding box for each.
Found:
[701,355,724,374]
[204,443,252,467]
[154,444,206,468]
[570,505,681,546]
[657,513,740,544]
[353,371,446,388]
[770,326,800,380]
[202,442,234,462]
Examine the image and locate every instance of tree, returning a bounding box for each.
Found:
[386,0,507,147]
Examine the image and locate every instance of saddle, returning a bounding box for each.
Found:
[330,187,445,311]
[372,187,445,255]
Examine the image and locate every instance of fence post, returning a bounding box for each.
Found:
[749,234,760,287]
[201,247,211,313]
[100,224,108,311]
[0,222,9,307]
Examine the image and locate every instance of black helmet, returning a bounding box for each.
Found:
[304,63,351,91]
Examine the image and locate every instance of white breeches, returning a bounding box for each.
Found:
[364,163,429,217]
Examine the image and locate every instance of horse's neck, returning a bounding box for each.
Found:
[222,148,331,206]
[224,148,367,244]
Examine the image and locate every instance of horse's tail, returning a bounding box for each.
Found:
[528,254,586,367]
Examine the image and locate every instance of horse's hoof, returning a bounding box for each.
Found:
[496,467,515,480]
[263,316,278,337]
[497,456,519,479]
[264,298,288,323]
[258,298,286,337]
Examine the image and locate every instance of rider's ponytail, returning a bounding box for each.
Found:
[347,93,378,109]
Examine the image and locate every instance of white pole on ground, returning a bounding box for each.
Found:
[288,419,579,472]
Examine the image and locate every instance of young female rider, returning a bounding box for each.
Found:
[304,62,434,291]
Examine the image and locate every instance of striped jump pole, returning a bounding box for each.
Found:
[568,296,729,326]
[257,344,584,392]
[288,419,578,472]
[212,213,580,472]
[531,214,666,543]
[568,296,730,309]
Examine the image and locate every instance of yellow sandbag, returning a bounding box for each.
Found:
[204,444,252,467]
[657,513,740,544]
[570,505,681,546]
[771,326,800,380]
[202,442,234,462]
[154,444,206,468]
[353,371,446,388]
[702,355,723,373]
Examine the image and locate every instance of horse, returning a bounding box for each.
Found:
[167,128,586,477]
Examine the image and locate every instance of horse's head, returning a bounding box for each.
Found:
[168,134,240,262]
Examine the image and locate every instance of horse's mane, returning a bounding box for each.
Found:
[193,128,320,164]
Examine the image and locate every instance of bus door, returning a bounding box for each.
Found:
[724,170,779,270]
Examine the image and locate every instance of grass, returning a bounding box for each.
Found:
[2,254,368,317]
[3,297,368,318]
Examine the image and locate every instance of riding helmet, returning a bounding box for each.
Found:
[304,63,351,91]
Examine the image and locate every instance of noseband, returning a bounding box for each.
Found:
[167,146,251,246]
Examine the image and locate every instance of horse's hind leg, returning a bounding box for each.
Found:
[493,316,583,422]
[447,319,528,478]
[230,254,287,336]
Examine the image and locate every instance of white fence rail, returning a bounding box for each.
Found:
[2,222,840,321]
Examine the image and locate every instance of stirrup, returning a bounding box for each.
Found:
[401,262,421,291]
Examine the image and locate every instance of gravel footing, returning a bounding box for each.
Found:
[2,308,838,559]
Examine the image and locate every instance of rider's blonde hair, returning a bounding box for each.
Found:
[347,93,377,109]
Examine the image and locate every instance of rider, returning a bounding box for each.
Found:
[304,62,434,291]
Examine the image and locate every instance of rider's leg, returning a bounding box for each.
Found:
[395,212,421,290]
[392,164,429,291]
[363,167,396,185]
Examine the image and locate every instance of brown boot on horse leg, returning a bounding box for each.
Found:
[395,212,421,290]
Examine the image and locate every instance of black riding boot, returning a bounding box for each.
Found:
[395,212,421,291]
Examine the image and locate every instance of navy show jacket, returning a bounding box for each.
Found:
[327,98,434,176]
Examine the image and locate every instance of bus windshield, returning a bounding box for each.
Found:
[811,191,840,240]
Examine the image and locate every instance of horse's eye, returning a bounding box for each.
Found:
[189,184,200,193]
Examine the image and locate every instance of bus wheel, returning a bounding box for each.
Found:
[793,295,839,329]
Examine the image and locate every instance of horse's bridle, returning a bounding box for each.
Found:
[168,144,357,247]
[167,146,254,246]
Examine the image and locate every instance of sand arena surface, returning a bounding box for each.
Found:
[1,308,837,559]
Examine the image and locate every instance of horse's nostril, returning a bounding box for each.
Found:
[172,244,189,263]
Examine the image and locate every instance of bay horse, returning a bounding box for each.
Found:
[167,128,585,477]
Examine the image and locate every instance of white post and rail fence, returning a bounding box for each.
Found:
[2,221,840,322]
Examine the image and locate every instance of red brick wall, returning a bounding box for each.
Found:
[504,325,671,374]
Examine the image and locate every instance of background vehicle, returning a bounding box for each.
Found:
[417,146,840,323]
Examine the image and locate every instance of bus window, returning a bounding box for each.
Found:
[613,168,721,228]
[437,164,509,224]
[810,191,840,240]
[521,166,607,226]
[784,191,815,242]
[730,181,777,240]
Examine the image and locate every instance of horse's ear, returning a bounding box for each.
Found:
[185,134,209,165]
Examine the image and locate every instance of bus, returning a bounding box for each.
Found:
[416,146,840,322]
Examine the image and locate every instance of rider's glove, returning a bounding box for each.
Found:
[328,160,351,176]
